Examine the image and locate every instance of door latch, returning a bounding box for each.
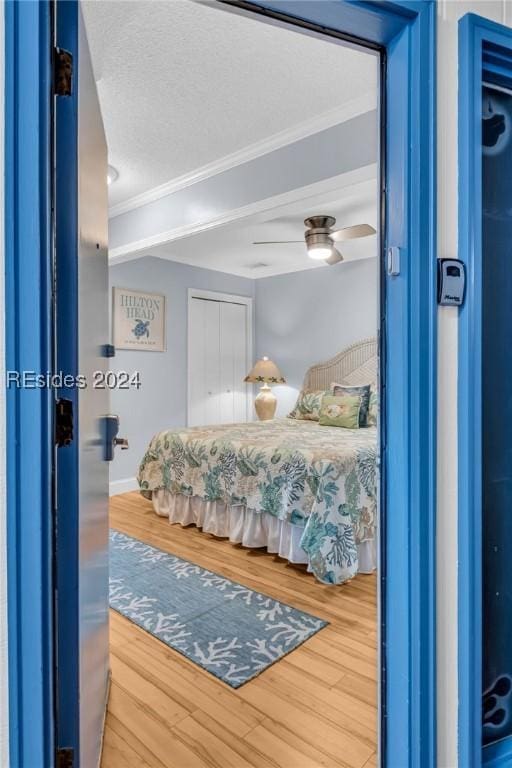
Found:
[387,246,401,277]
[55,398,74,447]
[104,415,129,461]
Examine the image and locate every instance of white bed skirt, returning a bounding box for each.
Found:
[151,490,376,575]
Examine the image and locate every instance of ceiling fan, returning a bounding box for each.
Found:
[253,215,376,265]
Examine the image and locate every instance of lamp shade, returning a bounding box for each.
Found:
[244,356,286,384]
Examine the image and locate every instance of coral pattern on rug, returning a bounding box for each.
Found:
[109,530,328,688]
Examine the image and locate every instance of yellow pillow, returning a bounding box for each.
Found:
[319,394,361,429]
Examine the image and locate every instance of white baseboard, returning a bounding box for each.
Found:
[109,477,138,496]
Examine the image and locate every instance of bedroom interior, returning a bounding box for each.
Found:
[82,1,381,765]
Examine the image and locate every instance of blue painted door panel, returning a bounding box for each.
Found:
[484,735,512,767]
[459,13,512,768]
[54,2,110,765]
[481,82,512,748]
[54,1,80,753]
[74,9,110,766]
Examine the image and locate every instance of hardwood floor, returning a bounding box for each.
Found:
[102,491,377,768]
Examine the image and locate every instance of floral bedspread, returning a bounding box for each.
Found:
[138,418,377,585]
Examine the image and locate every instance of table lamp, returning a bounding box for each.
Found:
[244,357,286,421]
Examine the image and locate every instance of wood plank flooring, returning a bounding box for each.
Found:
[102,491,377,768]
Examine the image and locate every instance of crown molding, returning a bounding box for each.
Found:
[108,164,377,266]
[108,90,377,219]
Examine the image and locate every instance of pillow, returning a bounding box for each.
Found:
[319,394,361,429]
[288,389,328,421]
[332,383,371,427]
[367,385,378,426]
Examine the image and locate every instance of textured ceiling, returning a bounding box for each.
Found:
[82,0,377,207]
[136,177,378,278]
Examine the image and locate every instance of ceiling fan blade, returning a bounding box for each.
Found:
[330,223,376,242]
[325,248,343,266]
[252,240,303,245]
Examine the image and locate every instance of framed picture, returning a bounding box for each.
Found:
[112,287,166,351]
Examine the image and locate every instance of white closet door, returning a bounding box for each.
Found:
[219,302,248,424]
[231,303,249,423]
[189,298,221,426]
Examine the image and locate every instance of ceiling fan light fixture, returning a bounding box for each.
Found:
[253,214,375,268]
[305,228,334,261]
[307,243,333,260]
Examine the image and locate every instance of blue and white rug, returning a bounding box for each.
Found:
[109,529,328,688]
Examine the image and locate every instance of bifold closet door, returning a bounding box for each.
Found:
[189,298,221,426]
[220,302,248,423]
[189,297,249,427]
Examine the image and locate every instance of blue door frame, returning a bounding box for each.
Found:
[5,1,436,766]
[458,13,512,768]
[5,2,54,767]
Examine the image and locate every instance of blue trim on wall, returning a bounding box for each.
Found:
[458,14,512,768]
[234,2,437,766]
[382,3,437,763]
[458,16,484,766]
[5,1,54,766]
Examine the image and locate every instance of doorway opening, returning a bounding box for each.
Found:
[4,2,436,767]
[83,2,382,765]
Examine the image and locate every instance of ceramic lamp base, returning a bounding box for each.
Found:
[254,384,277,421]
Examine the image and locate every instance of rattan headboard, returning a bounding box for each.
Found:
[302,338,377,390]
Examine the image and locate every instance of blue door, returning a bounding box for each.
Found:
[53,2,110,765]
[481,82,512,750]
[459,14,512,768]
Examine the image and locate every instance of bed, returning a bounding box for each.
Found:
[138,339,378,585]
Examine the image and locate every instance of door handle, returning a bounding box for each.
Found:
[103,414,129,461]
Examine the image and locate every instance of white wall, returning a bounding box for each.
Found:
[108,257,255,490]
[436,3,512,767]
[255,259,378,415]
[0,5,8,765]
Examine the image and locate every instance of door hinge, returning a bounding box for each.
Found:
[54,48,73,96]
[55,398,74,447]
[56,748,74,768]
